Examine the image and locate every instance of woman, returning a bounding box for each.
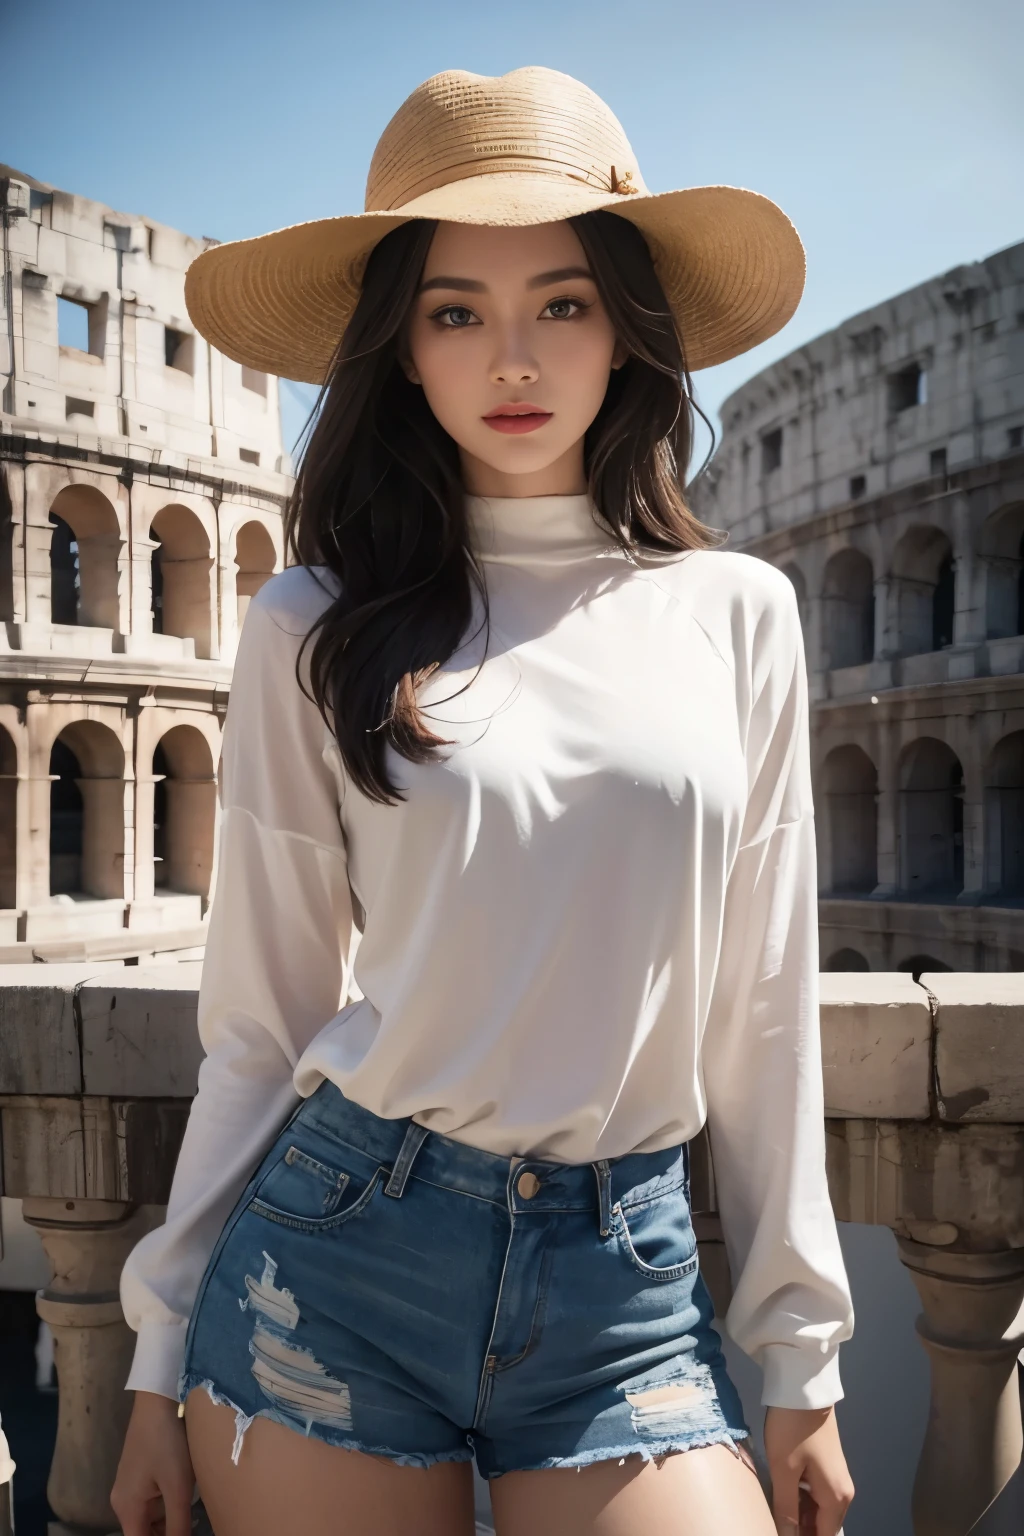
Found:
[112,66,855,1536]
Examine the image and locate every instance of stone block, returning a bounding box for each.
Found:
[820,972,932,1119]
[0,966,82,1093]
[78,964,204,1097]
[1,1093,192,1201]
[925,971,1024,1122]
[827,1118,1024,1248]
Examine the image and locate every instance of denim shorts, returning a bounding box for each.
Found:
[179,1079,750,1480]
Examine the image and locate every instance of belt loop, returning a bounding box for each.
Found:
[594,1159,613,1238]
[384,1121,430,1199]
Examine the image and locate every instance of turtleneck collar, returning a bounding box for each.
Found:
[465,493,625,567]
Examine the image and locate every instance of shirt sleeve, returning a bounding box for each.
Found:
[701,567,854,1410]
[120,575,356,1400]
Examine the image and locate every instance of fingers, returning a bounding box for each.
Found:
[111,1481,193,1536]
[802,1466,854,1536]
[163,1481,196,1536]
[110,1488,159,1536]
[773,1468,853,1536]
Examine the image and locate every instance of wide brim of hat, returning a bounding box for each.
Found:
[184,176,805,383]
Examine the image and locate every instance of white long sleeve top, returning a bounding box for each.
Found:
[121,491,853,1411]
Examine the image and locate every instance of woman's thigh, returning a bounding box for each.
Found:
[185,1389,478,1536]
[488,1440,776,1536]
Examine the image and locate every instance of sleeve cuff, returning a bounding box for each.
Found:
[124,1321,191,1401]
[760,1343,844,1409]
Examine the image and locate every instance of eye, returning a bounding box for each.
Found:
[431,304,479,329]
[542,296,590,321]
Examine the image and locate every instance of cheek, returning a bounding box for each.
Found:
[408,330,478,421]
[544,324,618,404]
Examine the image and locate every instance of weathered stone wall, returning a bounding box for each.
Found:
[692,241,1024,974]
[696,241,1024,542]
[0,167,291,962]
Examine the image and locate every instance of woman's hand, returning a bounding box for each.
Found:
[110,1391,195,1536]
[763,1405,854,1535]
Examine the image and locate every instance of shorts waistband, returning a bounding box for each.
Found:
[298,1079,690,1222]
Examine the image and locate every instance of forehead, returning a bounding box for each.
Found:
[420,220,589,283]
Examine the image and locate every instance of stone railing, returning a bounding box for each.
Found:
[1,967,1022,1535]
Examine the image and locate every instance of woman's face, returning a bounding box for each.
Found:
[403,219,627,498]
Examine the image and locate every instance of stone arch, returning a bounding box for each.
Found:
[983,730,1024,897]
[0,724,16,908]
[979,501,1024,639]
[152,725,216,899]
[896,954,952,980]
[779,562,809,633]
[822,745,878,893]
[49,484,121,630]
[898,737,965,897]
[891,524,955,656]
[234,520,277,629]
[822,548,875,669]
[150,504,214,658]
[823,948,870,971]
[48,720,125,899]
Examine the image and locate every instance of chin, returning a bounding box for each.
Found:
[465,438,570,480]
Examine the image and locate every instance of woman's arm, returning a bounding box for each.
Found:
[700,565,854,1530]
[119,571,356,1402]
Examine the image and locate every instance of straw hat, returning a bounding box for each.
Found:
[184,66,805,382]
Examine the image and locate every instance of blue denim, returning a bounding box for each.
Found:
[179,1079,750,1479]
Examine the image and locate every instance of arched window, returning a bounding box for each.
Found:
[899,739,965,897]
[49,738,84,894]
[823,949,870,972]
[891,526,955,657]
[822,549,875,669]
[823,745,878,893]
[48,485,121,630]
[984,732,1024,898]
[234,520,277,629]
[896,954,951,981]
[48,722,125,899]
[152,725,216,900]
[932,551,955,649]
[49,513,80,624]
[148,505,214,657]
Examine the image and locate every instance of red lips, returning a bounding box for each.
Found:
[482,402,553,435]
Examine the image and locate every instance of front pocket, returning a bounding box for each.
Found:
[248,1141,384,1233]
[613,1190,699,1282]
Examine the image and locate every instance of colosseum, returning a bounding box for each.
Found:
[0,166,289,962]
[694,238,1024,973]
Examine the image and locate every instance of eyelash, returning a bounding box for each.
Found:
[429,296,591,328]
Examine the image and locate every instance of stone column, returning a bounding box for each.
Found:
[874,573,897,660]
[897,1238,1024,1536]
[21,1197,148,1536]
[872,730,900,899]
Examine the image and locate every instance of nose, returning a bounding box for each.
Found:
[489,323,540,388]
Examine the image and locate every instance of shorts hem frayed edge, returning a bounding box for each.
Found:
[178,1374,475,1472]
[482,1426,752,1480]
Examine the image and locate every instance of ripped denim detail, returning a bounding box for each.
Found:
[240,1252,354,1434]
[178,1250,474,1471]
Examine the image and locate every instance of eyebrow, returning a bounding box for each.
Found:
[418,265,595,295]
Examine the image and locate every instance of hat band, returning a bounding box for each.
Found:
[368,153,644,212]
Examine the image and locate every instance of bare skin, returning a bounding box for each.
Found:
[110,218,855,1536]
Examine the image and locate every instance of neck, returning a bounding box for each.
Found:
[459,442,587,499]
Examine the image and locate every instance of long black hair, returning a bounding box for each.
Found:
[284,210,724,806]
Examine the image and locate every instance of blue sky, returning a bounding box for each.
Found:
[7,0,1023,465]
